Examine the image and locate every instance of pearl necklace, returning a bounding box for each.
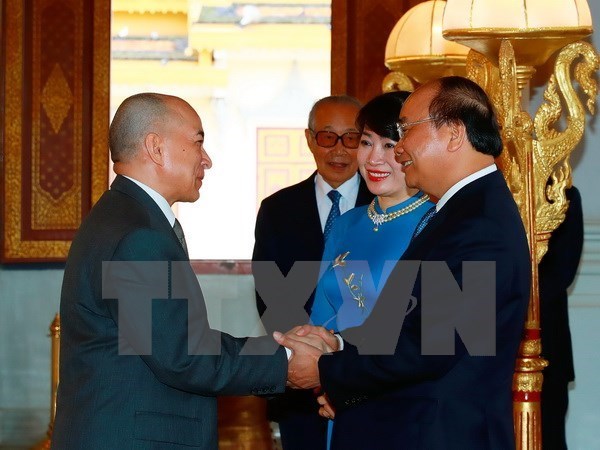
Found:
[367,194,430,232]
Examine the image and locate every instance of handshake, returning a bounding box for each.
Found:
[273,325,339,420]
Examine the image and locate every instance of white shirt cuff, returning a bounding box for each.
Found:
[283,334,344,360]
[335,333,344,350]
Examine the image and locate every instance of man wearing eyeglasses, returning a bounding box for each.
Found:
[277,77,531,450]
[252,95,374,450]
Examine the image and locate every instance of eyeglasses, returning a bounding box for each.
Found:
[311,130,361,149]
[396,117,436,140]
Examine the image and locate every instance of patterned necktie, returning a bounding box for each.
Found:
[324,190,342,241]
[411,205,437,240]
[173,218,189,256]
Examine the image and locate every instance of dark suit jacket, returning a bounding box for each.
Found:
[539,186,583,384]
[253,171,374,319]
[319,170,531,450]
[52,176,287,450]
[251,172,373,435]
[539,187,583,450]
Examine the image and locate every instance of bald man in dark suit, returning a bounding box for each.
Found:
[53,93,334,450]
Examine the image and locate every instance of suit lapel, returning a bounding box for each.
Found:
[402,171,504,260]
[110,175,174,237]
[296,172,325,245]
[300,171,374,243]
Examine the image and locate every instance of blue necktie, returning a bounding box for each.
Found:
[411,205,437,240]
[324,190,341,241]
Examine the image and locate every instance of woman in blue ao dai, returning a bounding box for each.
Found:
[310,91,435,333]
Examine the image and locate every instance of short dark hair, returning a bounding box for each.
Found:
[356,90,410,140]
[307,95,362,130]
[109,93,169,163]
[429,76,503,157]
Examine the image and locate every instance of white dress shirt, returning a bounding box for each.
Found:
[314,172,361,231]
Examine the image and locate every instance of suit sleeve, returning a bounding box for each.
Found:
[252,201,272,318]
[103,228,287,397]
[319,214,528,410]
[538,186,583,380]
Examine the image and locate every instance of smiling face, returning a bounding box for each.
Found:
[393,83,451,199]
[305,101,361,188]
[358,126,413,210]
[160,98,212,205]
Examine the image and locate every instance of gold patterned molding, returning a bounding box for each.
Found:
[1,0,110,262]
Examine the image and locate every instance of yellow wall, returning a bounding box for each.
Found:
[111,59,228,86]
[112,11,187,36]
[113,0,188,14]
[110,0,331,259]
[189,23,330,51]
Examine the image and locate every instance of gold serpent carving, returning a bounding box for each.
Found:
[496,40,534,241]
[466,43,532,242]
[465,49,500,103]
[467,38,598,450]
[532,41,599,264]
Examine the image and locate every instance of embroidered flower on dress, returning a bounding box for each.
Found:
[343,272,366,310]
[331,251,350,268]
[330,251,366,311]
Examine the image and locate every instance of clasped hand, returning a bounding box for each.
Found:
[273,325,339,390]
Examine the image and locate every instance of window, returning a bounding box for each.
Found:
[110,1,331,259]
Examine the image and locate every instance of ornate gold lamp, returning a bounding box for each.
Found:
[382,0,470,92]
[442,1,598,449]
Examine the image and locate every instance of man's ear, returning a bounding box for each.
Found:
[143,133,164,165]
[447,120,466,153]
[304,128,316,154]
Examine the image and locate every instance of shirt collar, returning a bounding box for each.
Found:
[436,164,497,212]
[314,171,360,199]
[122,176,176,226]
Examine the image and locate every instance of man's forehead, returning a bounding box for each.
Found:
[400,87,433,119]
[399,95,425,120]
[316,102,357,117]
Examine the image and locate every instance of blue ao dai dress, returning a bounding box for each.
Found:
[310,192,434,332]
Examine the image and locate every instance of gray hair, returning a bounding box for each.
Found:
[307,95,362,130]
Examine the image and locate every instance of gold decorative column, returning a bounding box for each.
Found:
[32,314,61,450]
[442,1,598,448]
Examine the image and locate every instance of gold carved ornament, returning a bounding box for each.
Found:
[468,40,598,268]
[466,39,598,450]
[382,71,415,93]
[2,0,109,262]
